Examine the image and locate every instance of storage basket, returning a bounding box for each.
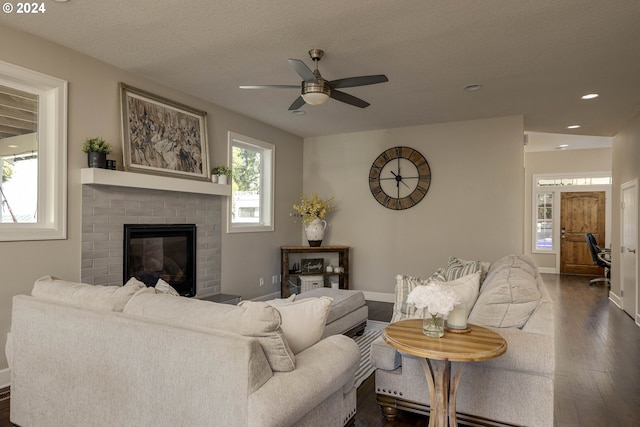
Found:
[300,275,324,293]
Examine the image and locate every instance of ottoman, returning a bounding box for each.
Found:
[297,288,368,338]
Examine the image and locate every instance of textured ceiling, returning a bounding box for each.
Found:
[1,0,639,138]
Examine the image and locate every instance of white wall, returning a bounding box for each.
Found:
[524,147,613,271]
[303,115,525,299]
[0,23,303,372]
[611,111,640,303]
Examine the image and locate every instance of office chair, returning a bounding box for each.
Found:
[585,232,611,287]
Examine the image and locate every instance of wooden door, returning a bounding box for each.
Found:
[560,192,606,274]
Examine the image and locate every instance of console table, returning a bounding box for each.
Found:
[383,319,507,427]
[280,245,350,297]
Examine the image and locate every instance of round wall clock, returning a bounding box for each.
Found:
[369,146,431,210]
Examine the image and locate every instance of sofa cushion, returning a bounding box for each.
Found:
[241,297,332,354]
[154,278,180,296]
[124,292,296,372]
[469,257,542,328]
[31,276,145,312]
[442,256,481,281]
[297,288,366,324]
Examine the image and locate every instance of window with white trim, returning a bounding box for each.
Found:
[227,132,274,233]
[535,192,553,251]
[0,61,67,241]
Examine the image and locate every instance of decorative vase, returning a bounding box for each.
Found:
[423,313,445,338]
[211,175,219,183]
[218,175,228,185]
[87,152,107,169]
[305,218,327,247]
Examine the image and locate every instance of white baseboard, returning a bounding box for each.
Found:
[609,292,622,308]
[362,291,394,303]
[538,267,557,274]
[0,367,10,389]
[250,291,280,302]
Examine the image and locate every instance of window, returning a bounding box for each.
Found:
[0,61,67,241]
[227,132,274,232]
[535,192,553,250]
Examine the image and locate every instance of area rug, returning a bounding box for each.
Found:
[353,320,389,389]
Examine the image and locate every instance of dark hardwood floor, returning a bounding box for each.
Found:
[2,274,639,427]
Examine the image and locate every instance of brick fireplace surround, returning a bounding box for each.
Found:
[81,175,223,298]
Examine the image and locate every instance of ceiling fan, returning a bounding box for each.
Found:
[239,49,389,110]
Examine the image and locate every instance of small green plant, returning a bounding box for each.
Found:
[82,137,112,154]
[211,165,231,176]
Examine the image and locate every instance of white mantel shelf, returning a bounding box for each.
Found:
[80,168,231,196]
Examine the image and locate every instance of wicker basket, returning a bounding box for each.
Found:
[300,276,324,293]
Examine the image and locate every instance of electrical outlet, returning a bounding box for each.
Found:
[259,277,264,287]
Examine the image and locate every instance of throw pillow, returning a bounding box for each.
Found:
[124,292,296,372]
[155,278,180,296]
[442,256,481,281]
[391,275,428,323]
[31,275,145,312]
[240,296,332,354]
[468,264,542,328]
[429,271,481,314]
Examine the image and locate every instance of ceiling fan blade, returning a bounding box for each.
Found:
[329,75,389,89]
[330,90,370,108]
[239,85,299,89]
[288,59,318,83]
[288,96,306,111]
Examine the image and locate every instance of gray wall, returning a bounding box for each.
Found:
[611,111,640,305]
[302,115,525,299]
[0,23,303,372]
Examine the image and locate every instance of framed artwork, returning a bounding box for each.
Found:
[300,258,324,274]
[120,83,209,181]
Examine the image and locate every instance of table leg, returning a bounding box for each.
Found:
[420,358,462,427]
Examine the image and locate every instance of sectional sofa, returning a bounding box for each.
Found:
[7,276,360,427]
[371,255,555,427]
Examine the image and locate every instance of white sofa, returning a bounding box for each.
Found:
[7,277,360,427]
[371,255,555,427]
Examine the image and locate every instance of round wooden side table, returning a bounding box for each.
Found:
[382,319,507,427]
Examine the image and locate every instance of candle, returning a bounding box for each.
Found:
[446,302,468,329]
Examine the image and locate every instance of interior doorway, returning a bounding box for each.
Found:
[560,191,606,274]
[620,179,638,322]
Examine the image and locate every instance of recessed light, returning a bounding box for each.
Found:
[464,83,482,92]
[558,144,569,148]
[567,125,581,129]
[581,93,599,100]
[8,144,18,148]
[291,110,305,115]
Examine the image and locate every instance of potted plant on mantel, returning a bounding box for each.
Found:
[82,137,112,169]
[211,165,231,184]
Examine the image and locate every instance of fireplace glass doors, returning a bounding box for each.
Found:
[124,224,196,297]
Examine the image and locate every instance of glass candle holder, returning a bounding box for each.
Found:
[446,302,468,330]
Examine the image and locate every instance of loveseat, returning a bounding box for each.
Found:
[371,255,555,427]
[7,276,360,427]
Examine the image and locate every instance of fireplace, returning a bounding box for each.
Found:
[123,224,196,297]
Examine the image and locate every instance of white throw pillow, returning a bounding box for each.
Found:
[429,271,481,313]
[241,296,332,354]
[155,278,180,296]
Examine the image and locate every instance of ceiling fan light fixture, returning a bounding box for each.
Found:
[302,92,330,105]
[301,80,331,105]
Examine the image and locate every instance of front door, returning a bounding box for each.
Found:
[621,180,638,320]
[560,191,606,274]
